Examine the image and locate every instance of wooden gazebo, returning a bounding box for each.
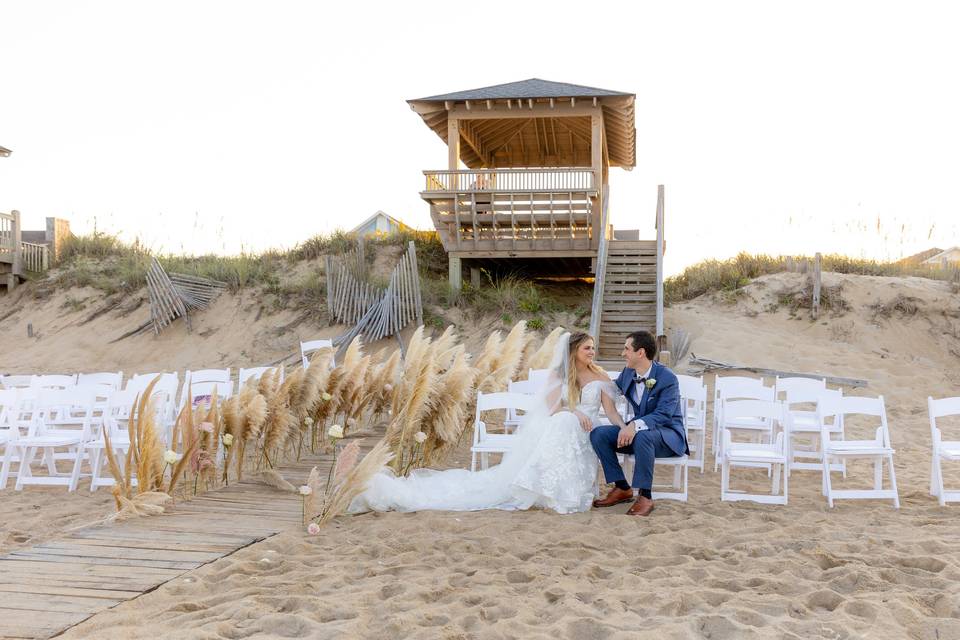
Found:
[409,78,637,287]
[409,79,663,362]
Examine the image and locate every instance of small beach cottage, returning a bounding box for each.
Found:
[408,78,665,360]
[350,211,411,237]
[922,247,960,266]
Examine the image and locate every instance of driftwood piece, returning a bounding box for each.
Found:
[687,353,868,388]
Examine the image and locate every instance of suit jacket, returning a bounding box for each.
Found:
[616,361,688,456]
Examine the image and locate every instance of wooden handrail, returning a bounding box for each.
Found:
[423,168,596,193]
[588,184,610,339]
[655,185,665,337]
[20,241,50,272]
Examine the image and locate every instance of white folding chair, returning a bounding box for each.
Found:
[819,395,899,509]
[714,378,776,470]
[471,391,535,471]
[77,371,124,390]
[128,373,180,443]
[33,374,78,390]
[239,366,283,387]
[720,399,790,505]
[180,369,231,408]
[0,374,36,390]
[186,380,234,410]
[527,368,551,388]
[781,387,844,475]
[0,389,21,489]
[504,379,538,432]
[301,339,334,369]
[84,389,139,492]
[10,388,97,491]
[681,379,708,474]
[929,396,960,506]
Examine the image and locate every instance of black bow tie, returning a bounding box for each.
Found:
[634,375,647,384]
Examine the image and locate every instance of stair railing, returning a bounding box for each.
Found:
[587,185,610,339]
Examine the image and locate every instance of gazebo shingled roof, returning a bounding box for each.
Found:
[408,78,636,169]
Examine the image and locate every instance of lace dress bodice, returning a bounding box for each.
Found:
[575,379,619,425]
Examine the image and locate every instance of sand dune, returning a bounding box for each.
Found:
[4,271,960,639]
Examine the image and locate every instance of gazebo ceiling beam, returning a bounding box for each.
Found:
[450,102,601,120]
[458,121,492,166]
[487,120,532,157]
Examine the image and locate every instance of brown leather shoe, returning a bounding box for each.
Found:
[593,487,635,508]
[626,496,655,516]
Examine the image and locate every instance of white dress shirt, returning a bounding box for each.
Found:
[632,364,653,432]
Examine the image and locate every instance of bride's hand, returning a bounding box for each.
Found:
[573,410,593,432]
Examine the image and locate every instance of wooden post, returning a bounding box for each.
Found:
[655,186,665,338]
[356,236,366,278]
[449,255,462,291]
[590,113,603,249]
[812,252,822,320]
[10,210,22,290]
[408,241,423,327]
[448,118,460,191]
[324,255,335,318]
[786,256,794,273]
[470,266,481,289]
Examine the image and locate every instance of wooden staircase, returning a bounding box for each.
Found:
[596,240,658,360]
[589,185,665,364]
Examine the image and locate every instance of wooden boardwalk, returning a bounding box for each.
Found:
[0,453,333,640]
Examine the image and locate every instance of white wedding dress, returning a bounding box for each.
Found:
[350,363,618,515]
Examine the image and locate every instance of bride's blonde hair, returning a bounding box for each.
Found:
[566,332,606,408]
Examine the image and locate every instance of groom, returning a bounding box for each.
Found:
[589,330,688,516]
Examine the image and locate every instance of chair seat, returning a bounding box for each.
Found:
[725,445,785,462]
[826,441,894,456]
[788,412,820,430]
[472,434,516,452]
[16,435,84,447]
[723,418,769,430]
[939,441,960,459]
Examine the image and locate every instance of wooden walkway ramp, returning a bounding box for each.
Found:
[0,453,333,640]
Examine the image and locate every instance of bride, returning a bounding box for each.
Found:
[350,331,628,514]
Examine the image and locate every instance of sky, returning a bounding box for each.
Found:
[1,0,959,275]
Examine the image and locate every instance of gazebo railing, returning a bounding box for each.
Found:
[423,168,596,194]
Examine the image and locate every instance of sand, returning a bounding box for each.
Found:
[4,271,960,639]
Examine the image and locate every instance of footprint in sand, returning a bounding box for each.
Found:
[506,570,534,584]
[379,584,404,600]
[895,556,947,573]
[805,589,845,612]
[843,600,877,621]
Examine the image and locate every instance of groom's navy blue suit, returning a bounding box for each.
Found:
[589,361,688,491]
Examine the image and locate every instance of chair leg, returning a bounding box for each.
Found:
[772,463,781,495]
[823,454,834,508]
[782,460,788,505]
[470,451,477,472]
[930,455,937,497]
[481,452,489,470]
[15,446,36,490]
[0,444,14,489]
[887,454,900,509]
[89,448,103,492]
[720,458,729,500]
[69,447,85,492]
[934,456,946,507]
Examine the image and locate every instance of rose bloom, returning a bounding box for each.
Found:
[321,392,332,402]
[307,523,321,535]
[327,424,345,439]
[299,485,313,496]
[163,450,180,465]
[414,431,428,444]
[304,416,314,426]
[221,434,234,447]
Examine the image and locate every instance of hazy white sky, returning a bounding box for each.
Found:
[2,1,958,274]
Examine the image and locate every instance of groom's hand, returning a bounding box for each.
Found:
[617,425,636,447]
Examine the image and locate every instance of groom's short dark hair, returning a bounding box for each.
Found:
[627,331,657,359]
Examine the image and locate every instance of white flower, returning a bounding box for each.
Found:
[307,522,321,535]
[327,424,344,439]
[645,378,657,390]
[384,383,393,393]
[321,392,332,402]
[163,450,180,465]
[414,431,427,444]
[298,485,312,496]
[221,434,234,447]
[304,416,314,426]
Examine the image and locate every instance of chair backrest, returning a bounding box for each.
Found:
[507,379,539,396]
[680,382,708,429]
[239,366,282,387]
[33,374,78,390]
[776,376,827,403]
[0,389,18,429]
[126,372,179,395]
[187,381,234,408]
[301,339,333,369]
[528,368,552,387]
[186,369,231,385]
[77,371,123,390]
[474,391,536,442]
[718,378,774,402]
[721,400,788,444]
[928,396,960,445]
[820,395,889,446]
[0,374,35,390]
[75,383,116,406]
[677,375,704,398]
[34,387,97,438]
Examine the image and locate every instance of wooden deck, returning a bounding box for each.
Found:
[0,451,337,639]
